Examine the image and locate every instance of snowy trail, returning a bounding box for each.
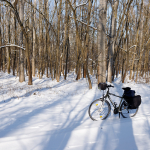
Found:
[0,116,150,150]
[0,72,150,150]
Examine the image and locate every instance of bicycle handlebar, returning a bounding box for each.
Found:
[107,85,114,88]
[98,83,114,90]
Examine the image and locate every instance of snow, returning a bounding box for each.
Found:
[0,71,150,150]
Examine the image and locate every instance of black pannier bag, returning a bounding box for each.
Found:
[123,87,141,109]
[98,83,107,90]
[124,90,135,98]
[126,95,141,109]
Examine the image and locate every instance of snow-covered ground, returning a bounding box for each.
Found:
[0,71,150,150]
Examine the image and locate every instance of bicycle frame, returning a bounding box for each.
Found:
[102,88,124,115]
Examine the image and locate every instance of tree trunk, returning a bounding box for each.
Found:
[32,0,36,77]
[64,1,69,80]
[12,10,17,76]
[135,0,144,83]
[122,20,129,83]
[44,0,49,78]
[130,1,143,80]
[38,0,43,79]
[25,35,32,85]
[97,0,107,83]
[0,5,2,71]
[6,7,10,74]
[107,0,119,82]
[84,0,92,89]
[65,37,69,80]
[50,43,53,80]
[56,0,62,82]
[19,0,25,82]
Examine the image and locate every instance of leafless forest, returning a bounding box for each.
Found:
[0,0,150,89]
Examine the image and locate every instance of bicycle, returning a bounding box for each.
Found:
[88,83,140,121]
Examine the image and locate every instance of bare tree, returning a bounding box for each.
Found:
[19,0,25,82]
[107,0,119,82]
[32,0,36,77]
[97,0,107,83]
[0,0,150,87]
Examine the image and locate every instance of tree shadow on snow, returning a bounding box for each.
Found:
[0,80,91,150]
[37,90,91,150]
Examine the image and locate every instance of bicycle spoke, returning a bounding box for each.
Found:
[88,99,111,120]
[121,101,139,118]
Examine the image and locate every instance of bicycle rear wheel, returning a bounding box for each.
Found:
[120,101,139,118]
[88,98,111,121]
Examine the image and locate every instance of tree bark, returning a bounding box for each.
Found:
[130,1,143,80]
[65,37,69,80]
[135,0,144,82]
[12,13,17,76]
[84,0,92,89]
[6,7,10,74]
[32,0,36,77]
[38,0,43,79]
[97,0,107,83]
[0,5,2,71]
[64,1,69,80]
[19,0,25,82]
[107,0,119,82]
[56,0,62,82]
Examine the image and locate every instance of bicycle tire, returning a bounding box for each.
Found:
[88,98,111,121]
[120,100,139,118]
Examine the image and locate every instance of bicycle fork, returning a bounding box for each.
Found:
[98,100,105,112]
[97,92,106,112]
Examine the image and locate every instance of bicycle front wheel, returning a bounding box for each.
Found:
[120,101,139,118]
[88,98,111,121]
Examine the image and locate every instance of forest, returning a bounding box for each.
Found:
[0,1,150,149]
[0,0,150,89]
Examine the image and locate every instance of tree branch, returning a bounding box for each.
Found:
[24,0,57,38]
[75,1,88,9]
[70,15,97,30]
[0,44,25,50]
[0,0,27,38]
